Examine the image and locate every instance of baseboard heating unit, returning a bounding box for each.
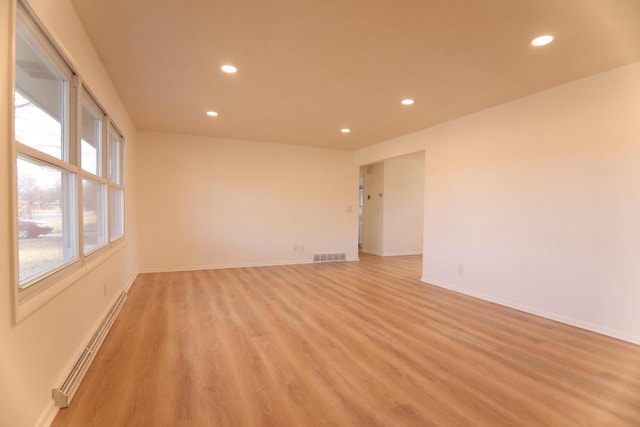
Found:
[52,290,127,408]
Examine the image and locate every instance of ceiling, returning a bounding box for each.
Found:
[70,0,640,150]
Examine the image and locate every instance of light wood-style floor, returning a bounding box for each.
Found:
[53,254,640,426]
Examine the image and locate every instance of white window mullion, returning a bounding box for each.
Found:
[80,86,108,255]
[15,145,77,174]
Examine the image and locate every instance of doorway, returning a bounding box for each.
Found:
[358,175,364,249]
[358,151,425,260]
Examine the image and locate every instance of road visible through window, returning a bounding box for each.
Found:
[18,209,64,284]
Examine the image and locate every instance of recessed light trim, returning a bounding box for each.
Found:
[206,111,219,117]
[401,99,415,105]
[531,35,554,47]
[341,128,351,133]
[221,64,238,73]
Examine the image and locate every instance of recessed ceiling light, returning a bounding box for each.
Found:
[206,111,218,117]
[221,64,238,73]
[341,128,351,133]
[531,35,554,47]
[401,99,415,105]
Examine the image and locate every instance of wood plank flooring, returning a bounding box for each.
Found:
[53,254,640,426]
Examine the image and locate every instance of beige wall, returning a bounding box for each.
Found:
[382,152,424,256]
[356,61,640,344]
[137,131,359,272]
[0,1,138,426]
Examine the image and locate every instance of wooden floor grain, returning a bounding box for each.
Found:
[53,254,640,426]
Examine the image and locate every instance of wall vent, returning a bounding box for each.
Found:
[52,290,127,408]
[313,252,346,263]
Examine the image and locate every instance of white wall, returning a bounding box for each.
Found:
[360,162,384,255]
[356,61,640,345]
[137,131,359,272]
[0,1,138,426]
[382,153,424,256]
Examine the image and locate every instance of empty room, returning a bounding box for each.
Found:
[1,0,640,426]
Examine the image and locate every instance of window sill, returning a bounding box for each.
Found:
[13,238,127,324]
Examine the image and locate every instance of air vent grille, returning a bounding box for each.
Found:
[313,252,346,263]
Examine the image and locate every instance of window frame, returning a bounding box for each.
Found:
[13,4,79,297]
[79,89,109,257]
[80,92,104,177]
[10,1,126,319]
[107,124,125,242]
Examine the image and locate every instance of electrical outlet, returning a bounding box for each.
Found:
[458,263,464,274]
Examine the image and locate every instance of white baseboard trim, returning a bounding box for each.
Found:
[34,400,57,427]
[421,276,640,346]
[361,249,421,257]
[141,257,362,274]
[382,250,422,256]
[139,259,312,273]
[125,272,138,292]
[360,248,383,256]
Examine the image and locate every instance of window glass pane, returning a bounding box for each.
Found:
[109,187,124,241]
[108,129,123,185]
[81,100,102,175]
[83,179,107,253]
[15,30,66,160]
[17,157,77,286]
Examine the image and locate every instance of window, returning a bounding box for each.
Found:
[14,32,67,160]
[15,11,77,288]
[16,157,77,284]
[81,98,102,175]
[14,4,125,295]
[80,94,108,254]
[108,126,125,241]
[82,178,107,253]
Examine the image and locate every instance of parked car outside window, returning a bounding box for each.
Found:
[18,219,54,239]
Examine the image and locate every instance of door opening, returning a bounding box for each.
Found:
[358,175,364,249]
